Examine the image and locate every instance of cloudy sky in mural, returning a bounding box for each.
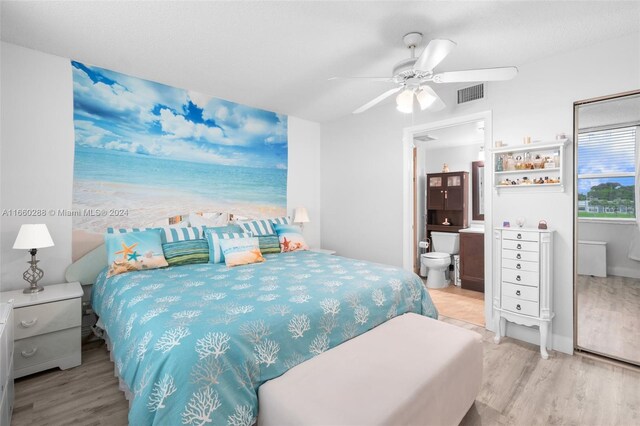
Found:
[71,61,288,169]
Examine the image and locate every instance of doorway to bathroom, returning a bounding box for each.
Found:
[402,112,492,327]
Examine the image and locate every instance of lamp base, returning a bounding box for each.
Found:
[23,285,44,294]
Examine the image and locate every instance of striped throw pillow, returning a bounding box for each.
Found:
[258,235,281,254]
[162,239,209,267]
[107,226,207,244]
[206,231,252,264]
[268,216,291,226]
[238,219,275,236]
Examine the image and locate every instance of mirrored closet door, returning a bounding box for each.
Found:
[574,90,640,365]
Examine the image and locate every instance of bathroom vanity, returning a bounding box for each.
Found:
[459,228,484,292]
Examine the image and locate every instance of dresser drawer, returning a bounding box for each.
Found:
[502,239,539,252]
[501,295,539,317]
[502,258,539,272]
[502,282,539,302]
[502,249,539,262]
[502,268,539,287]
[14,327,80,372]
[502,230,540,242]
[14,298,81,340]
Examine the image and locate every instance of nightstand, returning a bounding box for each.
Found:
[0,301,14,425]
[310,248,337,255]
[0,282,83,378]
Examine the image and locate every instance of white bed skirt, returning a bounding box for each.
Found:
[97,319,134,409]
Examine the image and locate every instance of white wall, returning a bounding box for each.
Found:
[0,42,322,291]
[579,221,640,279]
[321,32,640,354]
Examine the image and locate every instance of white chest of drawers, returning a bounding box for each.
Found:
[0,301,15,426]
[493,228,554,359]
[0,282,83,378]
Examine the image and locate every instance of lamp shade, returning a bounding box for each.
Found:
[13,224,55,249]
[396,89,414,114]
[293,207,310,224]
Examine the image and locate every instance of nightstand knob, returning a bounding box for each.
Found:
[21,347,38,358]
[516,304,522,311]
[20,318,38,328]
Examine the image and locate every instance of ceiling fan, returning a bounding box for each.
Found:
[330,32,518,114]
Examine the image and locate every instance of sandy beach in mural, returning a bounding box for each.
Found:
[72,179,285,260]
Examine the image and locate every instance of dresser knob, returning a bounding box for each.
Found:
[516,290,521,296]
[516,275,521,281]
[517,234,522,239]
[20,318,38,328]
[516,304,522,311]
[517,244,522,249]
[516,254,521,259]
[516,264,521,269]
[21,347,38,358]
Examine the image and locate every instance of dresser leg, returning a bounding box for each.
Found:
[540,322,549,359]
[493,315,504,344]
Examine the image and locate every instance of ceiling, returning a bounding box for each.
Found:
[415,121,484,149]
[2,1,639,123]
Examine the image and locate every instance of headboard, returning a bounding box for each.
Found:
[65,243,107,285]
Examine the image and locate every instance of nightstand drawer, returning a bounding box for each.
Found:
[14,327,80,372]
[502,268,539,287]
[14,298,81,339]
[502,258,539,272]
[502,282,539,302]
[501,295,539,317]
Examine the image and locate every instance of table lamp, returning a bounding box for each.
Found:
[13,224,54,294]
[294,207,310,230]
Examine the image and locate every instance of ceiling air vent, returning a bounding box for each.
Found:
[457,84,484,104]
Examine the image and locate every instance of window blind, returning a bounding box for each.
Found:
[577,126,637,176]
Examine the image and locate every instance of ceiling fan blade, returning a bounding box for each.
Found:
[433,66,518,83]
[329,76,395,83]
[353,87,403,114]
[413,39,456,72]
[418,85,446,111]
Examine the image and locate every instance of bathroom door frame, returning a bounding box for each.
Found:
[402,110,494,329]
[573,89,640,366]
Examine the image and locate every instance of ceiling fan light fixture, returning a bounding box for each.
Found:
[416,88,437,110]
[396,89,414,114]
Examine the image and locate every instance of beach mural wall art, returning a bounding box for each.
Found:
[71,61,288,259]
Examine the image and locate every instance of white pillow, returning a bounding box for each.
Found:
[188,212,229,227]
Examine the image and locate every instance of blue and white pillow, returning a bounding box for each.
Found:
[274,224,309,253]
[268,216,291,226]
[206,230,252,264]
[219,237,264,267]
[238,219,275,236]
[105,229,168,277]
[107,226,207,244]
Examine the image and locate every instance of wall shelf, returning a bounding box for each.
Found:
[491,139,570,193]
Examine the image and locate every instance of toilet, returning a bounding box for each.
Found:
[421,232,460,288]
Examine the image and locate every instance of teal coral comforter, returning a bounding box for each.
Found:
[92,251,438,425]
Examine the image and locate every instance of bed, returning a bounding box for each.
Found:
[90,250,438,425]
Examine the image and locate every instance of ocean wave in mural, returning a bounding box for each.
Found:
[71,61,287,257]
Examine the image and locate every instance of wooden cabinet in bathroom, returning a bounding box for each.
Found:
[459,231,484,292]
[426,171,469,233]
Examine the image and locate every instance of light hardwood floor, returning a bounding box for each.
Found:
[577,274,640,365]
[427,284,485,326]
[12,317,640,426]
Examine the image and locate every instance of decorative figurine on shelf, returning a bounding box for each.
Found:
[538,220,548,230]
[442,218,451,226]
[442,163,449,173]
[503,221,511,228]
[516,217,525,228]
[496,155,504,172]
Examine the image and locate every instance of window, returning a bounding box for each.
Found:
[577,126,637,220]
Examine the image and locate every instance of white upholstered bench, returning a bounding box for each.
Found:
[258,313,483,426]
